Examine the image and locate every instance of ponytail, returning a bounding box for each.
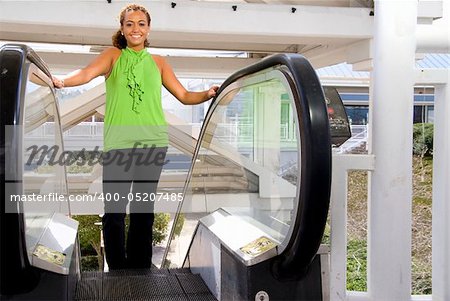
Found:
[112,30,127,49]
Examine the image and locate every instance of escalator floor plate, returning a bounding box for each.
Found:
[75,269,217,301]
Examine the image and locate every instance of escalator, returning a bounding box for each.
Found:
[0,44,350,300]
[0,44,78,300]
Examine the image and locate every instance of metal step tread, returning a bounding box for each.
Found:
[74,268,217,301]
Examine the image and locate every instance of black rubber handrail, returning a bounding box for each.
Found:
[0,44,53,295]
[171,53,331,280]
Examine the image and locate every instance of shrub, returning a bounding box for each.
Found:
[73,215,102,256]
[72,215,103,270]
[81,255,100,271]
[74,213,171,270]
[173,213,185,237]
[413,123,433,156]
[152,213,171,245]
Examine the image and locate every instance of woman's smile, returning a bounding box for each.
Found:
[122,10,150,50]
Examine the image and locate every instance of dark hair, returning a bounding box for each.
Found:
[112,4,151,49]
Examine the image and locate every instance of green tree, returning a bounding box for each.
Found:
[72,215,102,271]
[74,213,171,270]
[152,213,171,245]
[413,123,433,157]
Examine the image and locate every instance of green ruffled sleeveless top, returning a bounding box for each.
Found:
[104,47,168,151]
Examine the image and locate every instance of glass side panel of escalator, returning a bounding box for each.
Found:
[165,68,301,267]
[19,63,68,263]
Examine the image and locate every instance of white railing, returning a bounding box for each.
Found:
[64,122,103,137]
[33,122,369,151]
[28,122,103,138]
[329,153,435,301]
[330,154,374,301]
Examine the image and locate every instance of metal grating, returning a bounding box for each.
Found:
[81,271,103,280]
[128,274,185,297]
[75,269,217,300]
[74,279,102,301]
[105,268,170,277]
[169,268,192,274]
[176,274,211,294]
[136,295,189,301]
[102,277,131,300]
[187,293,219,301]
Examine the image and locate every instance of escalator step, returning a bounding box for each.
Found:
[135,296,188,301]
[169,268,192,274]
[74,279,102,300]
[187,293,218,301]
[81,271,103,280]
[104,268,170,277]
[149,268,171,275]
[128,275,185,298]
[102,277,131,300]
[176,274,211,294]
[75,269,217,300]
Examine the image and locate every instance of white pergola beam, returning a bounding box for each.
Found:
[416,24,450,53]
[300,44,347,69]
[0,1,372,54]
[417,0,443,22]
[164,56,258,78]
[36,51,259,78]
[299,39,373,70]
[59,83,105,131]
[415,68,449,85]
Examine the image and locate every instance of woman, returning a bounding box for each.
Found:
[53,4,218,270]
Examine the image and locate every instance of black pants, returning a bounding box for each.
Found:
[102,147,167,270]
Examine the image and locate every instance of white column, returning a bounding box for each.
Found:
[432,83,450,301]
[330,156,348,301]
[368,1,417,300]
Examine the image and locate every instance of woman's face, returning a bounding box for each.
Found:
[121,10,150,50]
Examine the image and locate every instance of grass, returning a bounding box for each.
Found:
[347,239,368,291]
[346,155,433,294]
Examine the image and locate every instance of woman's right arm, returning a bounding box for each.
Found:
[52,47,120,88]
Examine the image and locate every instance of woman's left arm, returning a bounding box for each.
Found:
[157,56,218,105]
